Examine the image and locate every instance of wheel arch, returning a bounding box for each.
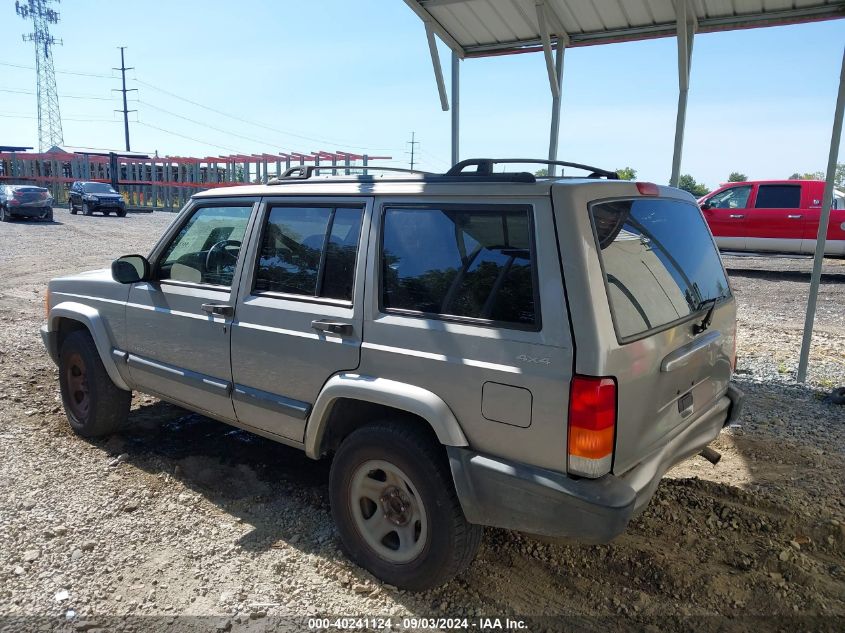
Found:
[49,302,130,391]
[304,373,468,459]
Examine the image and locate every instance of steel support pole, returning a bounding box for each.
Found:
[670,1,694,187]
[548,38,565,176]
[797,46,845,383]
[451,50,460,165]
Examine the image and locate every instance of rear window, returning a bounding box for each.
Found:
[755,184,801,209]
[590,198,730,342]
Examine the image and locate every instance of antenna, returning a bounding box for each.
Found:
[16,0,64,151]
[112,47,137,151]
[406,131,419,171]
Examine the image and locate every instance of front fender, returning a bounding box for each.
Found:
[47,301,130,391]
[304,373,468,459]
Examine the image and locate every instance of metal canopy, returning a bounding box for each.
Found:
[405,0,844,58]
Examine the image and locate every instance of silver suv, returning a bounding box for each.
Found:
[41,159,743,590]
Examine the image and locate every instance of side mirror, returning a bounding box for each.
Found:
[700,200,712,210]
[111,254,150,284]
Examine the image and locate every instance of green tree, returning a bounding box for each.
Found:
[789,163,844,188]
[616,167,637,180]
[727,172,747,182]
[676,174,710,197]
[534,168,549,177]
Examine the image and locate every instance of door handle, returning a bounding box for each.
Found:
[787,214,803,219]
[311,319,353,336]
[729,214,745,219]
[201,303,234,317]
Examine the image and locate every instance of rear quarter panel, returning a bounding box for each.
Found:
[358,193,575,473]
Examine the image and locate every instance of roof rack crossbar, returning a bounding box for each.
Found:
[269,165,432,183]
[445,158,619,180]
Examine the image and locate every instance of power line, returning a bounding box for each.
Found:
[0,112,119,123]
[0,86,114,100]
[133,77,402,153]
[0,60,114,78]
[136,120,241,153]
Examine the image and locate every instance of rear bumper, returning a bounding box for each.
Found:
[449,383,745,542]
[8,205,51,217]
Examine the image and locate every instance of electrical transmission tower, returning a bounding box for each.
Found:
[15,0,64,152]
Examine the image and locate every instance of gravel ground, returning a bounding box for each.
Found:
[0,207,843,631]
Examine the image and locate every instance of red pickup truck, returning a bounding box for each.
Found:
[699,180,845,256]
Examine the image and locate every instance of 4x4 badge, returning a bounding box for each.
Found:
[517,354,551,365]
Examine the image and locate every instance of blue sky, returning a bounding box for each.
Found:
[0,1,842,188]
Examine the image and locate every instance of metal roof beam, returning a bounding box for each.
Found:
[403,0,465,57]
[425,21,450,111]
[536,0,560,99]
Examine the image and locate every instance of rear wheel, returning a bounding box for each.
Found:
[43,209,53,222]
[103,209,110,216]
[58,330,130,437]
[329,422,482,591]
[0,206,9,222]
[69,199,77,214]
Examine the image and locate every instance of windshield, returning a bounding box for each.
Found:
[83,183,117,193]
[590,198,731,342]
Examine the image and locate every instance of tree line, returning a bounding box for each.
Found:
[612,164,845,197]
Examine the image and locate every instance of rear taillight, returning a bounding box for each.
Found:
[568,375,616,478]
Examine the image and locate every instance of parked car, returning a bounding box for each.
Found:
[0,185,53,222]
[699,179,845,255]
[41,159,743,590]
[68,181,127,217]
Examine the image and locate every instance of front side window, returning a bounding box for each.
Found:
[254,206,363,301]
[707,185,751,209]
[158,205,252,286]
[755,185,801,209]
[381,206,537,327]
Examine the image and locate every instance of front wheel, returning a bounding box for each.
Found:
[329,422,482,591]
[117,209,127,217]
[82,202,92,216]
[58,330,130,437]
[0,206,9,222]
[69,199,77,214]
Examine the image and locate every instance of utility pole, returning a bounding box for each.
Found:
[16,0,64,152]
[406,131,420,171]
[113,47,137,151]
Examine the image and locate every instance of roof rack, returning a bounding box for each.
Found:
[268,165,431,183]
[263,158,619,185]
[446,158,619,180]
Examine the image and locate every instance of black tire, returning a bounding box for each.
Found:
[58,330,131,437]
[44,210,53,222]
[329,422,482,591]
[117,209,127,218]
[69,199,77,214]
[83,202,92,216]
[103,209,110,216]
[0,206,9,222]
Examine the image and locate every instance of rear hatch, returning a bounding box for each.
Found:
[14,187,50,206]
[554,184,735,476]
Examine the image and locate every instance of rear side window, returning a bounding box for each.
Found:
[590,199,730,342]
[381,206,538,328]
[254,206,363,301]
[755,185,801,209]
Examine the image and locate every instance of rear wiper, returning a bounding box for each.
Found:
[692,298,718,335]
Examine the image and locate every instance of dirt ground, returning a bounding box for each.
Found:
[0,207,843,631]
